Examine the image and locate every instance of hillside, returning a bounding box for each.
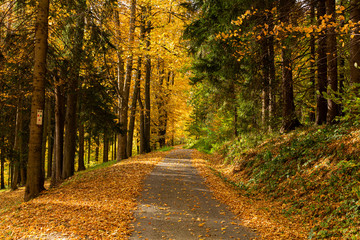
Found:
[196,124,360,239]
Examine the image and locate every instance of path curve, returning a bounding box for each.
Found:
[130,149,258,240]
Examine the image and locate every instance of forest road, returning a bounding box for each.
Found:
[130,148,258,240]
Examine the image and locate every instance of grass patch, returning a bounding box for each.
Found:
[157,146,175,152]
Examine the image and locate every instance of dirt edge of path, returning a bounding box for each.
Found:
[192,150,308,240]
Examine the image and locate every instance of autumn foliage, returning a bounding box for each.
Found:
[0,152,164,239]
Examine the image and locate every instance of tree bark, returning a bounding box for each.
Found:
[350,0,360,87]
[118,0,137,160]
[157,60,167,148]
[316,0,328,125]
[40,97,50,181]
[138,93,146,154]
[261,37,270,128]
[309,0,316,122]
[87,132,91,165]
[78,120,85,171]
[326,0,338,123]
[95,135,99,162]
[144,7,152,153]
[46,98,53,178]
[114,7,126,162]
[1,146,5,189]
[127,12,145,156]
[103,132,109,163]
[11,94,23,190]
[127,56,142,157]
[25,0,49,201]
[279,0,300,132]
[62,0,86,179]
[113,133,116,160]
[51,84,65,186]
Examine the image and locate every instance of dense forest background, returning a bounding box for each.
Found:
[184,0,360,153]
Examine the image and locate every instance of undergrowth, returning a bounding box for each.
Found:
[157,146,175,152]
[200,124,360,239]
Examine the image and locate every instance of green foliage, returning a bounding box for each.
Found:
[224,124,360,239]
[157,146,175,152]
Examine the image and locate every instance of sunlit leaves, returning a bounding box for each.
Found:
[0,152,165,238]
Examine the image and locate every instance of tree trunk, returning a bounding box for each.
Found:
[157,60,167,148]
[268,32,276,131]
[264,2,276,132]
[25,0,49,201]
[279,0,300,132]
[316,0,328,125]
[309,0,316,122]
[138,93,146,154]
[127,56,142,157]
[78,120,85,171]
[87,132,91,165]
[1,147,5,189]
[51,84,65,186]
[114,8,126,162]
[350,0,360,87]
[11,94,23,190]
[113,133,116,160]
[338,0,345,116]
[127,10,145,157]
[261,37,270,128]
[62,0,86,179]
[339,56,345,116]
[95,135,99,162]
[40,97,50,181]
[103,132,109,163]
[326,0,338,123]
[46,97,53,178]
[119,0,137,160]
[144,7,152,153]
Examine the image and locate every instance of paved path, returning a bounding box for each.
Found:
[131,149,258,240]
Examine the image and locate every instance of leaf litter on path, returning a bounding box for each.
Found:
[131,149,258,240]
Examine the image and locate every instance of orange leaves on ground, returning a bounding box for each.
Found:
[191,150,308,240]
[0,152,165,239]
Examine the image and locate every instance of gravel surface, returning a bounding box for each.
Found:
[130,149,258,240]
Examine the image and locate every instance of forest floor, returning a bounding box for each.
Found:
[0,147,308,239]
